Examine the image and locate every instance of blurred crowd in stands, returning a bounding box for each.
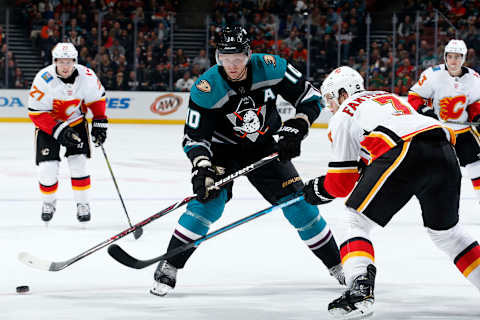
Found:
[1,0,480,95]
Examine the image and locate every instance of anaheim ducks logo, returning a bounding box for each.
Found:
[263,55,276,67]
[438,95,466,120]
[226,96,269,142]
[196,80,211,93]
[52,99,81,121]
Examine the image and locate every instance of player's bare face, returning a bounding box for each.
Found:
[218,53,248,81]
[324,93,340,114]
[446,53,463,75]
[55,58,75,78]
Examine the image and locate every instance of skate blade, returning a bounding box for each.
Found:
[78,221,90,229]
[149,282,173,297]
[329,301,374,319]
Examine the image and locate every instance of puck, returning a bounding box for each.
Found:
[16,285,30,294]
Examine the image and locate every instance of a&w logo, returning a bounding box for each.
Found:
[150,94,183,116]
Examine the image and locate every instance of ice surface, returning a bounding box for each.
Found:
[1,123,479,319]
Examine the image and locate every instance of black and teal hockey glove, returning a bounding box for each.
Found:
[192,159,220,203]
[277,117,309,161]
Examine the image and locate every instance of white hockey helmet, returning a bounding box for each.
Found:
[321,66,365,104]
[51,42,78,64]
[444,39,467,66]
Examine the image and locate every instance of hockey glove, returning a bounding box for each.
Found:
[473,115,480,132]
[55,124,82,148]
[91,118,108,147]
[303,176,335,205]
[417,105,438,120]
[277,117,309,161]
[192,159,220,203]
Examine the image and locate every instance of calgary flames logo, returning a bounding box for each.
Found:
[438,95,466,120]
[52,99,81,121]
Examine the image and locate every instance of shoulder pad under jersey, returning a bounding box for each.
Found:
[190,65,234,109]
[250,53,287,89]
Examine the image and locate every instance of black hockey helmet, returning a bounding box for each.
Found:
[216,26,251,55]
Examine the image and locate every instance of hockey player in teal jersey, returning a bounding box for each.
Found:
[150,26,343,296]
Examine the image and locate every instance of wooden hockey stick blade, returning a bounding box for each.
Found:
[108,194,303,269]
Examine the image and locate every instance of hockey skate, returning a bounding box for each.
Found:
[76,203,91,223]
[328,264,376,319]
[329,263,346,286]
[150,260,177,297]
[41,200,56,224]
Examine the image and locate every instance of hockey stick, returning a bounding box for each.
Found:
[107,194,304,269]
[100,144,143,240]
[18,153,279,271]
[443,120,480,126]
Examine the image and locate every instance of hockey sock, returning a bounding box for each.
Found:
[339,207,377,287]
[311,236,341,268]
[165,236,198,269]
[68,155,90,203]
[340,237,375,288]
[38,160,60,203]
[466,161,480,202]
[428,224,480,289]
[282,198,341,268]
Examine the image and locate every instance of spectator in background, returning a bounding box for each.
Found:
[174,70,194,92]
[293,41,307,63]
[66,30,83,47]
[113,72,127,90]
[175,48,189,69]
[150,63,169,91]
[78,47,89,66]
[466,48,479,72]
[126,70,139,90]
[99,53,115,77]
[0,26,5,46]
[13,67,28,89]
[278,41,291,60]
[283,30,302,51]
[109,39,126,59]
[396,58,414,76]
[398,15,414,42]
[192,49,210,72]
[101,69,115,90]
[155,22,168,44]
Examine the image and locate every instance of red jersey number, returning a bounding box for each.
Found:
[373,95,412,116]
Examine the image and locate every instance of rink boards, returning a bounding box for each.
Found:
[0,89,331,128]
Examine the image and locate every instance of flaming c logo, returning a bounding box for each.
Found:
[439,95,466,120]
[52,99,81,121]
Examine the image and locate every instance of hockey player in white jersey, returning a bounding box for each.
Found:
[409,39,480,203]
[28,42,108,224]
[302,66,480,319]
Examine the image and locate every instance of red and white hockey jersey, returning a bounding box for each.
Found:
[408,64,480,133]
[28,64,106,135]
[324,90,452,198]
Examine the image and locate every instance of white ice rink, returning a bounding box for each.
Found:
[1,123,479,320]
